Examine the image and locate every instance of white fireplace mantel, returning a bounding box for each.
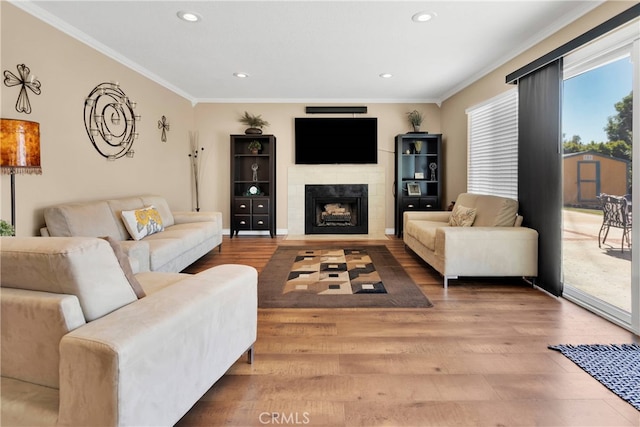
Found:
[287,165,386,237]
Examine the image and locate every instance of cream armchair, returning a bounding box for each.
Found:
[403,193,538,287]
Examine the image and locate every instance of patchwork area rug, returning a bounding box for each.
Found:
[549,344,640,410]
[259,245,432,308]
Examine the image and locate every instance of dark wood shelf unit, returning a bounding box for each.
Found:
[394,133,442,236]
[230,134,276,238]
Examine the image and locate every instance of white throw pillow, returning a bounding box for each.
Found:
[448,204,477,227]
[121,205,164,240]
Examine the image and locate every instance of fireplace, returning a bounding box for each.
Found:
[305,184,368,234]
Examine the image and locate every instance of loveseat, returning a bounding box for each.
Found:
[0,236,257,426]
[41,195,222,273]
[403,193,538,287]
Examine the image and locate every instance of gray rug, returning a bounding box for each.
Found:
[258,245,433,308]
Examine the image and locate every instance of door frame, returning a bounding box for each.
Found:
[561,28,638,335]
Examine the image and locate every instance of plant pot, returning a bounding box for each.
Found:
[409,125,427,134]
[250,149,259,155]
[245,127,263,135]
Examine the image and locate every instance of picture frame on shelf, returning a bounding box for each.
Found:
[407,182,421,196]
[414,172,424,179]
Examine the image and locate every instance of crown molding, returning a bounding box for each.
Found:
[193,97,442,105]
[10,0,603,107]
[9,0,197,104]
[440,0,605,102]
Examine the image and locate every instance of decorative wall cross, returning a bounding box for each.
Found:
[158,115,170,142]
[3,64,42,114]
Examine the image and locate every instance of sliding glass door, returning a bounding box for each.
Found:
[561,23,639,333]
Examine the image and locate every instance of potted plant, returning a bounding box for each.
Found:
[0,219,15,236]
[248,140,262,154]
[406,110,425,133]
[239,111,270,135]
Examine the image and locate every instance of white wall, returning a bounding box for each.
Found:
[1,3,442,236]
[3,1,631,237]
[1,3,195,236]
[194,103,441,233]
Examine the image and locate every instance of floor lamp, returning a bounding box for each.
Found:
[0,119,41,234]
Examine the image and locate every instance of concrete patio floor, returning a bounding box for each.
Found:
[562,209,632,312]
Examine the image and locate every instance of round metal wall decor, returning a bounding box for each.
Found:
[84,82,139,160]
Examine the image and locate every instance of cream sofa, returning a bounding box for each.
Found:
[1,236,257,426]
[42,195,222,273]
[403,193,538,287]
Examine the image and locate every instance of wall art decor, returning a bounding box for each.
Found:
[3,64,41,114]
[84,82,139,160]
[158,115,170,142]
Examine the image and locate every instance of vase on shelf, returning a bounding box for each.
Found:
[413,140,423,154]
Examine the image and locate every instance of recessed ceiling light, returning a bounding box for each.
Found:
[379,73,393,79]
[412,11,436,23]
[177,11,201,22]
[233,72,249,78]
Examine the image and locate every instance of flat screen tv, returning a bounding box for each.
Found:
[294,117,377,164]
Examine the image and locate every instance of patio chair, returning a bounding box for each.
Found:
[598,193,632,252]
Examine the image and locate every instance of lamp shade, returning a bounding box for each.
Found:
[0,119,41,175]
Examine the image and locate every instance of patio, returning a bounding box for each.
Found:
[562,209,631,312]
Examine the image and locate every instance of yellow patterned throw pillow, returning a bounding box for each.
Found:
[448,204,477,227]
[121,206,164,240]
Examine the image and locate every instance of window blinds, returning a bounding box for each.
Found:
[466,89,518,199]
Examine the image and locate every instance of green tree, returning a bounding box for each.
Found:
[605,91,632,146]
[606,139,632,160]
[563,140,583,154]
[563,139,631,161]
[563,92,633,162]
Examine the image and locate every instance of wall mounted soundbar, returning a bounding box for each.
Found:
[305,106,368,114]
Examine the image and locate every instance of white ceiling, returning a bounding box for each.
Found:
[16,1,602,104]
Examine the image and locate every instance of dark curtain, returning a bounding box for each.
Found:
[517,59,563,296]
[509,5,639,297]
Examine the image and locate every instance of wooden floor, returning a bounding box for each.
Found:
[177,236,639,427]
